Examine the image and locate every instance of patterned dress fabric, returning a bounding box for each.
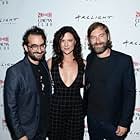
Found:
[49,59,85,140]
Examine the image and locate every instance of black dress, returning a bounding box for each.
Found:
[49,59,85,140]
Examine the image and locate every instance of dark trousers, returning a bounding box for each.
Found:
[87,114,125,140]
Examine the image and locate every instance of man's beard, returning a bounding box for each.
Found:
[90,41,109,54]
[28,51,46,61]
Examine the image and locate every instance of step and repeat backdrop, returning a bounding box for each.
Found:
[0,0,140,139]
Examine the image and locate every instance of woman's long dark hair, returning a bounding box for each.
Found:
[53,26,84,68]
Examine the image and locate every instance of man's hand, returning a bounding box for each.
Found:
[116,125,128,136]
[19,136,28,140]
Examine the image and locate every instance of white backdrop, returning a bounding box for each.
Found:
[0,0,140,139]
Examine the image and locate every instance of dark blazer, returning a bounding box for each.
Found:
[4,57,52,140]
[85,50,136,128]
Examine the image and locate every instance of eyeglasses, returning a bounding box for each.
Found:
[27,44,46,50]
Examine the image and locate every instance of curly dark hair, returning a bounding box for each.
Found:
[22,26,46,46]
[53,26,84,68]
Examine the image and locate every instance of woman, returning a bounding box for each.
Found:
[47,26,86,140]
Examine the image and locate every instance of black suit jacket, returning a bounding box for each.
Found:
[85,50,136,128]
[4,57,52,139]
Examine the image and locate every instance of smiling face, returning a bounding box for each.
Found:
[60,32,76,55]
[24,34,46,64]
[89,26,109,54]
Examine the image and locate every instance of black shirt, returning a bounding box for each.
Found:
[31,62,50,137]
[86,53,114,121]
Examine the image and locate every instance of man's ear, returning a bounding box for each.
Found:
[23,45,28,52]
[108,34,111,41]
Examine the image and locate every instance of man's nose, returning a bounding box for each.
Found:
[95,37,100,43]
[37,46,43,52]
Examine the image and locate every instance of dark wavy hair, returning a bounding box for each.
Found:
[22,26,46,46]
[22,26,46,56]
[53,26,84,68]
[87,22,112,50]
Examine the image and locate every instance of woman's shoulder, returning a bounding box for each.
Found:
[78,59,86,71]
[47,57,52,71]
